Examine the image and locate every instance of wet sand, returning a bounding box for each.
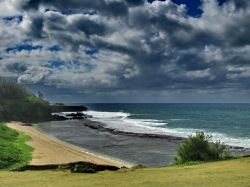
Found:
[7,122,126,168]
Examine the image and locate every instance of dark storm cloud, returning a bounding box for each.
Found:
[25,13,44,38]
[72,17,107,36]
[229,0,250,10]
[15,0,129,17]
[225,18,250,47]
[6,63,27,73]
[1,0,250,102]
[126,0,145,6]
[175,54,209,71]
[45,10,107,36]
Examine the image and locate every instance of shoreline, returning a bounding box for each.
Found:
[81,118,250,156]
[10,118,249,168]
[7,122,131,168]
[37,119,250,167]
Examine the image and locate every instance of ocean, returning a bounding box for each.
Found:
[83,103,250,148]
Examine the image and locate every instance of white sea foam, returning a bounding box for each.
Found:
[83,110,130,119]
[83,110,250,148]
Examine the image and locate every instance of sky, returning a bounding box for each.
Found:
[0,0,250,103]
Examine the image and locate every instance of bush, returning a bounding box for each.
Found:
[175,132,229,164]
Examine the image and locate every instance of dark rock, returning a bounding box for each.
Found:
[51,114,68,121]
[66,112,85,117]
[71,116,86,120]
[66,112,92,120]
[51,105,87,113]
[21,123,33,126]
[12,161,120,172]
[71,165,97,173]
[51,112,92,121]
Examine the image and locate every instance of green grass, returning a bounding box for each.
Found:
[0,157,250,187]
[0,123,32,170]
[11,132,32,169]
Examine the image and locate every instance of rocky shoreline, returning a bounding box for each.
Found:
[48,111,250,163]
[81,119,185,143]
[79,118,250,157]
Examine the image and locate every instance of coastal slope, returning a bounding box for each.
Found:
[1,157,250,187]
[7,122,125,168]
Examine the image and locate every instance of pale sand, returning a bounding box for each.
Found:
[7,122,126,168]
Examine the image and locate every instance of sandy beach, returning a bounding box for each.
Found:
[7,122,125,168]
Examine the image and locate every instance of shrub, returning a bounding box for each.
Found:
[175,132,229,164]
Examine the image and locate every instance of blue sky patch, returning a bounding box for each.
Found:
[171,0,203,17]
[85,48,99,56]
[48,45,62,52]
[149,0,228,17]
[2,15,23,23]
[6,44,43,53]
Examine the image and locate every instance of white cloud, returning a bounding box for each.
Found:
[0,0,21,17]
[0,0,250,96]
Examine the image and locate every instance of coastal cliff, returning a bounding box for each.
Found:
[0,79,87,123]
[0,79,51,123]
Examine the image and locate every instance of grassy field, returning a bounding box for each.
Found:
[0,157,249,187]
[0,123,32,169]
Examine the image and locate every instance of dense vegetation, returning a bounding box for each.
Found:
[0,123,32,169]
[175,132,229,164]
[0,79,51,122]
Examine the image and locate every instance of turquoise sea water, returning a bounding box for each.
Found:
[83,103,250,148]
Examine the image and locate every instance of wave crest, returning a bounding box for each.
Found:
[83,110,250,148]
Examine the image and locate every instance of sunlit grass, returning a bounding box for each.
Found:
[0,123,32,170]
[0,157,250,187]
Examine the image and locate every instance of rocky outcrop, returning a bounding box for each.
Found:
[66,112,92,119]
[51,112,92,121]
[51,105,87,113]
[51,114,68,121]
[12,161,120,173]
